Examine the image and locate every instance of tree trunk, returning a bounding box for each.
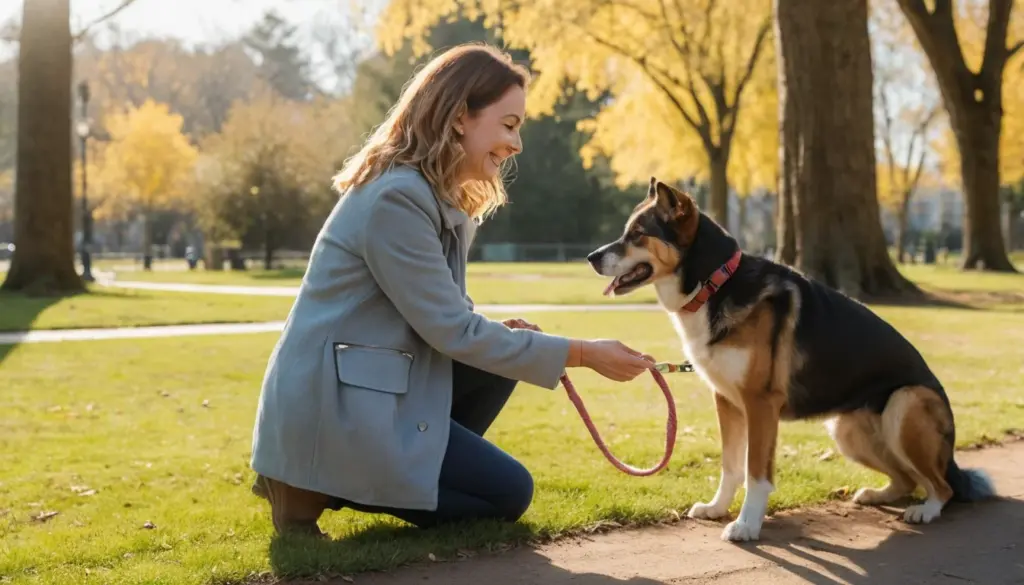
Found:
[263,230,274,270]
[895,0,1017,273]
[142,213,153,270]
[775,0,919,300]
[896,193,912,264]
[956,114,1015,270]
[1,0,83,295]
[707,149,729,228]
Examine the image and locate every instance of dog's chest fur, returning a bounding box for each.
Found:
[666,301,751,412]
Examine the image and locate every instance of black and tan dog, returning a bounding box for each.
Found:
[587,177,995,542]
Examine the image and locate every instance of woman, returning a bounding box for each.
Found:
[250,42,655,537]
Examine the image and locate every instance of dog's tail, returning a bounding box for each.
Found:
[946,458,996,503]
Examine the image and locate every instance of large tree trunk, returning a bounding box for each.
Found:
[896,0,1017,273]
[775,0,919,300]
[956,111,1014,270]
[707,149,729,228]
[1,0,83,295]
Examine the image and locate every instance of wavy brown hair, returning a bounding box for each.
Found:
[332,43,531,220]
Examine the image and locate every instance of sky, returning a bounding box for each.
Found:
[0,0,381,57]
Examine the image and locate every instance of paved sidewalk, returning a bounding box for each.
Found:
[0,303,660,345]
[328,441,1024,585]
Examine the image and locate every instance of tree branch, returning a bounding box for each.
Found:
[728,15,772,118]
[72,0,139,42]
[1008,40,1024,59]
[979,0,1013,81]
[582,29,706,138]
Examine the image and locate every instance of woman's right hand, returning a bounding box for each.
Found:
[576,339,655,382]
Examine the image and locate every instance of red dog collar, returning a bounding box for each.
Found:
[680,250,743,313]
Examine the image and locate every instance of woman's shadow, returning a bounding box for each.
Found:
[267,520,675,585]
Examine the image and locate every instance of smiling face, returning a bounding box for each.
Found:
[587,178,699,296]
[455,84,526,184]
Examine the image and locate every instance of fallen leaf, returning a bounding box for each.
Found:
[143,521,155,529]
[427,553,437,561]
[818,449,835,462]
[85,403,95,412]
[202,400,210,408]
[48,405,62,412]
[341,577,354,583]
[161,391,170,398]
[32,511,59,522]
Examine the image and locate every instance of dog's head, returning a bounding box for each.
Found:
[587,177,700,297]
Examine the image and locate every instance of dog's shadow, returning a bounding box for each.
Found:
[266,495,1024,585]
[738,494,1024,585]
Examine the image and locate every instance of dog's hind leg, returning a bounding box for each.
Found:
[689,392,746,520]
[825,410,916,506]
[882,386,956,524]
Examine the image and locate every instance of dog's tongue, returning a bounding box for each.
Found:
[603,277,619,297]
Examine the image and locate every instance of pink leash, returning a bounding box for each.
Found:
[559,365,680,477]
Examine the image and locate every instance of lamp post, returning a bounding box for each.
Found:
[76,80,94,282]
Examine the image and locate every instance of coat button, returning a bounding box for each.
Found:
[417,422,428,432]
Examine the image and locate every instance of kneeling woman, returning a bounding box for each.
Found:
[250,42,654,537]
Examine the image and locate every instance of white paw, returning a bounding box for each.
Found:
[688,501,730,520]
[853,487,881,505]
[904,502,941,524]
[721,519,761,542]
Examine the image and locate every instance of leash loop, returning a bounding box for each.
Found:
[559,365,680,477]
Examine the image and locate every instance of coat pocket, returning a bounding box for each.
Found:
[333,343,413,394]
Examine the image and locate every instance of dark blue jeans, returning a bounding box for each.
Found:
[340,361,534,528]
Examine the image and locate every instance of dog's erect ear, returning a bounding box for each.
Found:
[654,180,699,244]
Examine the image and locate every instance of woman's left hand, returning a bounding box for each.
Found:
[503,317,541,332]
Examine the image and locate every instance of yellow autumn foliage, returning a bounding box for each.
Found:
[92,99,198,221]
[377,0,775,204]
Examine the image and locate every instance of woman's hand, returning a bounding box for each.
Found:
[502,318,654,382]
[579,339,654,382]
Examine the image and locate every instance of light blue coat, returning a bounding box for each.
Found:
[250,164,571,511]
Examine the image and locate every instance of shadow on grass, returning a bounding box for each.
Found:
[268,519,536,579]
[0,287,145,364]
[865,286,1024,312]
[0,290,66,365]
[249,267,307,281]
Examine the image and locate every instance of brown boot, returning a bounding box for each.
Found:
[253,474,333,537]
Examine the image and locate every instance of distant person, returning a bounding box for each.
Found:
[249,43,655,537]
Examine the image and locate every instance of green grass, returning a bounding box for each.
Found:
[2,305,1023,585]
[2,261,1023,334]
[0,287,295,333]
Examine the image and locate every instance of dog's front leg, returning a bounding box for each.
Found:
[689,392,746,520]
[721,397,781,542]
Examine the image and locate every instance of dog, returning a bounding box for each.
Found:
[586,177,995,542]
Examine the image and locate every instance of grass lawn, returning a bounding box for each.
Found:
[95,257,1024,308]
[0,287,295,333]
[2,304,1023,585]
[1,262,1023,334]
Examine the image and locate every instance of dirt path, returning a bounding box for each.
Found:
[340,441,1024,585]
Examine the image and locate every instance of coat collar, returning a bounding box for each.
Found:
[439,198,470,232]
